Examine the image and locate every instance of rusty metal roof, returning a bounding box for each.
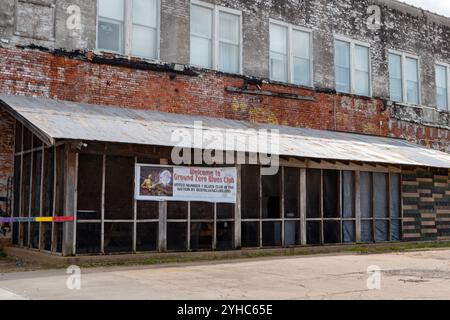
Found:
[1,93,450,168]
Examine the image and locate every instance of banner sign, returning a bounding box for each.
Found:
[135,165,237,203]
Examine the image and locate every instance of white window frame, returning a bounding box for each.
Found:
[190,0,243,74]
[388,49,421,106]
[435,62,450,112]
[269,19,314,87]
[334,35,372,97]
[95,0,161,60]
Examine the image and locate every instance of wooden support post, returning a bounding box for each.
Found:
[355,171,362,243]
[62,145,77,256]
[158,158,168,252]
[100,155,106,254]
[234,165,241,249]
[300,168,307,246]
[158,201,167,252]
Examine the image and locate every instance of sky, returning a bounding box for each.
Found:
[401,0,450,17]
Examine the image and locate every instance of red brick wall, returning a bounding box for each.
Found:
[0,47,449,151]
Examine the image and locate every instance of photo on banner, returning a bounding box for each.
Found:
[135,164,237,203]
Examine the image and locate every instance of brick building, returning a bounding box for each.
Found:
[0,0,450,256]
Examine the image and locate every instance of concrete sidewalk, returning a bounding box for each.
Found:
[1,249,450,300]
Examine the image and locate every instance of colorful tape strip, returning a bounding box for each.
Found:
[0,216,74,223]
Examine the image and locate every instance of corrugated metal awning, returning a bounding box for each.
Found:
[1,94,450,168]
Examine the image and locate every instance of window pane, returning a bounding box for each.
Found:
[270,24,288,82]
[98,19,124,53]
[354,45,370,96]
[190,4,212,68]
[437,88,448,110]
[293,57,311,86]
[292,30,310,59]
[219,43,239,73]
[270,52,288,82]
[132,25,157,59]
[335,40,350,93]
[406,57,419,104]
[270,24,287,54]
[99,0,124,21]
[191,5,212,38]
[218,11,240,73]
[190,36,212,68]
[219,12,239,44]
[389,53,402,102]
[436,65,448,110]
[132,0,157,28]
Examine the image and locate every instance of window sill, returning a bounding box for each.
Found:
[94,49,161,64]
[391,101,449,114]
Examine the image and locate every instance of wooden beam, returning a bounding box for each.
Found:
[234,165,242,249]
[300,168,307,246]
[355,171,362,243]
[62,144,77,256]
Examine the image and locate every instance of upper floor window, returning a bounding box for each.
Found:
[190,1,242,74]
[436,64,449,111]
[334,37,371,96]
[269,21,312,87]
[389,51,420,105]
[97,0,160,60]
